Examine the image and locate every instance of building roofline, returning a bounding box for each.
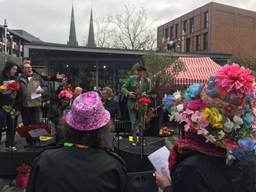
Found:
[23,42,145,55]
[158,1,256,28]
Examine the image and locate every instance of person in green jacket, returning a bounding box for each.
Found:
[121,64,151,145]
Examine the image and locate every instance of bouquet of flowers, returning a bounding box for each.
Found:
[16,162,32,189]
[137,97,151,129]
[0,81,20,118]
[163,64,256,165]
[58,84,73,108]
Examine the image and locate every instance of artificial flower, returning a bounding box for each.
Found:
[238,137,256,152]
[187,99,205,111]
[242,112,254,129]
[202,107,223,129]
[138,97,151,106]
[215,64,255,98]
[173,90,182,100]
[176,104,184,112]
[185,83,203,99]
[205,134,216,143]
[6,82,20,92]
[224,118,234,133]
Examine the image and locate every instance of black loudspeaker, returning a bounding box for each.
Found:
[127,171,158,192]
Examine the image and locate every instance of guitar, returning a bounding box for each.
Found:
[145,105,162,123]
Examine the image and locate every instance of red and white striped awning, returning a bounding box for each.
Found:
[166,57,221,86]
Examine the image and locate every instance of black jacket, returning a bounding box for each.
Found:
[27,147,127,192]
[164,153,256,192]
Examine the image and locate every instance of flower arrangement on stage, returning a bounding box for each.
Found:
[163,63,256,165]
[137,97,151,129]
[0,81,20,118]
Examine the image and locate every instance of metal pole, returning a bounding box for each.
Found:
[3,19,8,63]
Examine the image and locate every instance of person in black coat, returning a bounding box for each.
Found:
[0,61,19,151]
[156,133,256,192]
[27,91,127,192]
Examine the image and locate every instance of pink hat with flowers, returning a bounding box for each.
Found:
[65,91,110,131]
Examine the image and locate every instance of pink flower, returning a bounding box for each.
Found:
[187,99,205,111]
[215,64,255,98]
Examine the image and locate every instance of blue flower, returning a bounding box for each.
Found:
[238,137,256,152]
[242,112,254,129]
[207,77,218,97]
[242,105,251,113]
[245,95,254,102]
[229,149,255,165]
[230,93,238,100]
[163,95,175,113]
[186,83,203,99]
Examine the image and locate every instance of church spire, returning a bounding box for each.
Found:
[87,9,96,48]
[67,3,78,46]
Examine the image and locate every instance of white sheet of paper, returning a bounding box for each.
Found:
[148,146,171,178]
[31,86,43,99]
[3,80,15,85]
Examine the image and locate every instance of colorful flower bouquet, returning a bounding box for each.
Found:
[163,64,256,165]
[0,81,20,118]
[58,85,73,108]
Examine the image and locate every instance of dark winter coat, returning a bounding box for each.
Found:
[164,153,256,192]
[27,147,127,192]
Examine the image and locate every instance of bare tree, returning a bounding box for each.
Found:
[95,4,156,50]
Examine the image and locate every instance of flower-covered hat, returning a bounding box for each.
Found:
[164,63,256,164]
[65,91,110,131]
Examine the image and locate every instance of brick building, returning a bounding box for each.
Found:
[157,2,256,58]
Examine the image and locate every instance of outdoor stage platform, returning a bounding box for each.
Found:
[0,134,176,178]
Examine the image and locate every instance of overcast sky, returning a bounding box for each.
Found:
[0,0,256,44]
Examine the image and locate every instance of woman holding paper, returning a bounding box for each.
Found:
[0,61,19,151]
[156,64,256,192]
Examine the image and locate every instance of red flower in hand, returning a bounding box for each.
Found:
[138,97,151,106]
[7,82,20,92]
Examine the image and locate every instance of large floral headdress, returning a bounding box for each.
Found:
[164,63,256,165]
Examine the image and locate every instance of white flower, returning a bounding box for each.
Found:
[197,129,209,136]
[168,112,180,122]
[233,115,243,125]
[176,104,184,112]
[218,130,225,139]
[173,91,181,100]
[224,118,234,133]
[205,135,216,143]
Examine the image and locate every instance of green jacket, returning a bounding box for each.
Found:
[121,75,151,110]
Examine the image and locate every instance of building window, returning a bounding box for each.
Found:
[189,18,194,33]
[186,38,191,52]
[196,35,200,51]
[204,11,209,29]
[165,28,169,39]
[175,24,179,39]
[170,26,173,40]
[203,32,208,50]
[183,20,187,33]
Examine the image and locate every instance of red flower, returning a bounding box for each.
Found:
[6,82,20,92]
[138,97,151,106]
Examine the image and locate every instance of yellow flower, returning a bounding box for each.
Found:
[0,85,7,90]
[202,107,223,129]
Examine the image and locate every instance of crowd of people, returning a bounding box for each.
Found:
[0,58,256,192]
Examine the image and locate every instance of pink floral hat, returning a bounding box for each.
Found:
[65,91,110,131]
